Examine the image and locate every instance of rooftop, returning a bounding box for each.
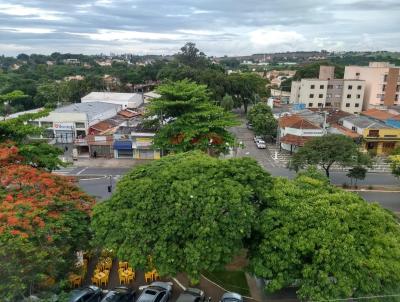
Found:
[361,109,397,121]
[54,102,121,122]
[279,114,321,130]
[81,92,143,108]
[340,115,390,129]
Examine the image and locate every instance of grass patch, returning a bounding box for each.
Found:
[203,270,250,296]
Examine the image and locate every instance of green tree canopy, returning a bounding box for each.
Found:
[249,176,400,301]
[289,134,371,177]
[227,73,267,113]
[91,152,273,282]
[220,94,234,112]
[247,103,277,138]
[388,154,400,179]
[147,80,238,155]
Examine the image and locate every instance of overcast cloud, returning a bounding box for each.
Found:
[0,0,399,56]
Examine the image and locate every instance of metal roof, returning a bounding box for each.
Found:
[82,92,143,108]
[339,115,391,129]
[54,102,121,122]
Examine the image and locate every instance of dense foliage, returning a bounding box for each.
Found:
[0,111,64,171]
[249,174,400,301]
[289,134,371,177]
[247,103,277,139]
[91,152,273,282]
[0,144,94,300]
[147,80,238,155]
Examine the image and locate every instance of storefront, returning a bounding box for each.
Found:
[113,140,133,158]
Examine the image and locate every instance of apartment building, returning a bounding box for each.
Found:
[344,62,400,108]
[290,66,365,114]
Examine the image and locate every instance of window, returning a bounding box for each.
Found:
[396,95,399,102]
[310,84,315,89]
[356,94,361,99]
[346,103,350,107]
[397,85,400,92]
[355,103,360,107]
[309,94,314,98]
[357,85,362,90]
[154,292,166,302]
[368,130,379,137]
[327,94,332,98]
[348,85,353,90]
[356,72,360,76]
[75,122,85,128]
[320,85,324,89]
[347,94,351,99]
[318,103,323,107]
[41,121,53,128]
[328,85,333,89]
[383,84,386,92]
[384,74,388,82]
[326,102,331,107]
[351,126,357,131]
[319,94,323,98]
[308,103,313,107]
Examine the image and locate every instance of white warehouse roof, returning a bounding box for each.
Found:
[81,92,143,108]
[54,102,121,122]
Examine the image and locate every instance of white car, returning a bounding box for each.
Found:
[256,141,266,149]
[254,136,262,143]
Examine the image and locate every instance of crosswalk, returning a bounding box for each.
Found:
[53,166,77,176]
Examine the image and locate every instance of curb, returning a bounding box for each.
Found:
[345,189,400,193]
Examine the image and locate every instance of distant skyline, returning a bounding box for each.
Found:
[0,0,399,56]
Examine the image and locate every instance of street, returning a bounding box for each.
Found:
[54,118,400,212]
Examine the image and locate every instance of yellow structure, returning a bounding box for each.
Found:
[362,128,400,155]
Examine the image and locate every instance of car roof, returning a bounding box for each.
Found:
[221,292,243,302]
[150,282,171,290]
[176,289,203,302]
[69,287,98,302]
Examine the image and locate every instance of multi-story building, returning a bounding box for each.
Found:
[290,66,365,114]
[344,62,400,108]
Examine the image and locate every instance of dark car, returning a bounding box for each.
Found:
[100,287,135,302]
[137,282,172,302]
[69,286,103,302]
[220,292,243,302]
[176,288,205,302]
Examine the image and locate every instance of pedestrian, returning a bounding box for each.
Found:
[65,146,68,152]
[93,150,97,159]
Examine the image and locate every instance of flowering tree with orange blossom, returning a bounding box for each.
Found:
[0,143,94,300]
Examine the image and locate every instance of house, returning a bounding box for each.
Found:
[278,115,324,153]
[64,75,85,81]
[113,123,160,160]
[339,115,400,155]
[81,92,144,109]
[361,108,400,128]
[32,102,122,144]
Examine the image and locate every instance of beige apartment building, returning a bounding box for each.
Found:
[290,66,365,114]
[344,62,400,108]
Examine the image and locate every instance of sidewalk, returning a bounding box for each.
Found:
[71,158,152,168]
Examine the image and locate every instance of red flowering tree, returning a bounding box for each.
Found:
[0,143,94,300]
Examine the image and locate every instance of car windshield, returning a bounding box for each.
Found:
[103,292,122,301]
[144,289,158,295]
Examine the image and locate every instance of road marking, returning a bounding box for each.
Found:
[172,277,186,291]
[76,167,88,175]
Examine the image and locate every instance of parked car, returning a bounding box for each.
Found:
[137,282,172,302]
[69,286,103,302]
[220,292,243,302]
[176,288,205,302]
[256,140,266,149]
[253,136,262,143]
[100,287,135,302]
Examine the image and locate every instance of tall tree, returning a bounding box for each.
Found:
[92,152,273,282]
[176,42,208,68]
[289,134,370,177]
[388,154,400,179]
[221,94,234,111]
[249,175,400,301]
[228,73,267,113]
[247,103,277,139]
[0,144,94,300]
[146,80,238,155]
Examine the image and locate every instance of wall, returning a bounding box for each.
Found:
[299,79,328,108]
[340,80,365,114]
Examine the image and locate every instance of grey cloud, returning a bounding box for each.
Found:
[0,0,399,55]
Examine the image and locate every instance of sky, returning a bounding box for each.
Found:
[0,0,399,56]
